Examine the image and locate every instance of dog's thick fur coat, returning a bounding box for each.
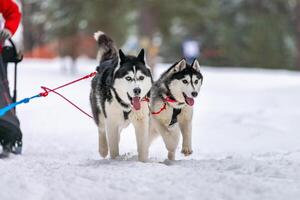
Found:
[150,59,203,160]
[90,31,152,162]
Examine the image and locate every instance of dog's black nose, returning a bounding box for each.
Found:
[133,88,141,95]
[191,92,198,97]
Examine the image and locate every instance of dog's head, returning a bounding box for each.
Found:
[165,59,203,106]
[113,49,152,110]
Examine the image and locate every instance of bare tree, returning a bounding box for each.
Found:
[296,0,300,69]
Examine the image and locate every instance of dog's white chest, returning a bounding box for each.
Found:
[129,101,149,122]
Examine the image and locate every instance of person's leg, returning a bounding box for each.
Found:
[0,55,22,154]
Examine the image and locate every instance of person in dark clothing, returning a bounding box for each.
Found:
[182,39,200,65]
[0,0,22,155]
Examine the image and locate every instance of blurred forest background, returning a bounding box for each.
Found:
[21,0,300,70]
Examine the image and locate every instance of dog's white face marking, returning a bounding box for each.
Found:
[114,71,133,105]
[168,60,202,105]
[135,70,152,98]
[133,65,137,76]
[168,75,192,103]
[190,74,202,96]
[114,69,152,105]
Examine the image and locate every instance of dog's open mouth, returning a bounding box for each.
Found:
[183,93,194,106]
[127,93,141,110]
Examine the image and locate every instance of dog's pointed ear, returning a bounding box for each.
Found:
[192,59,201,71]
[119,49,126,64]
[137,49,145,64]
[174,59,186,72]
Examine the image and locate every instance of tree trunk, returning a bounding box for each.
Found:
[21,1,34,51]
[138,2,159,69]
[21,2,45,52]
[296,0,300,70]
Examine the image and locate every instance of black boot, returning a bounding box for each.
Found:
[0,138,22,158]
[0,146,9,158]
[11,139,22,154]
[0,120,22,155]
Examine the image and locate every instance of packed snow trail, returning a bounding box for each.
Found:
[1,58,300,200]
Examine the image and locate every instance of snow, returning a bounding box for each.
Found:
[1,58,300,200]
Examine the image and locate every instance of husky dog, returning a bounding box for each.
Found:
[150,59,203,160]
[90,31,152,162]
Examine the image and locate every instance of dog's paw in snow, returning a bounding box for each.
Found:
[98,147,108,158]
[181,147,193,156]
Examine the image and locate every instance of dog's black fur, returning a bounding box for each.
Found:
[90,34,152,125]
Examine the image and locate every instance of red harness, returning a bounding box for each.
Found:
[142,96,177,115]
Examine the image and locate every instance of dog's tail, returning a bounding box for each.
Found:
[94,31,118,63]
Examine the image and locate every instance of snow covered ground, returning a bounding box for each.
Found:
[1,58,300,200]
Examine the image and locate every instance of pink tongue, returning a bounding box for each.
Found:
[185,96,194,106]
[132,97,141,110]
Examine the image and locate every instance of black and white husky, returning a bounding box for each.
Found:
[150,59,203,160]
[90,31,152,162]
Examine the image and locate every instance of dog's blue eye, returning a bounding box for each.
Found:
[195,80,198,84]
[139,76,144,80]
[182,80,188,84]
[126,77,132,81]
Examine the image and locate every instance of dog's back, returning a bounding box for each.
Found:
[90,32,118,124]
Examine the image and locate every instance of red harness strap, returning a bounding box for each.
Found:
[164,96,177,103]
[142,96,177,115]
[141,97,150,102]
[151,103,167,115]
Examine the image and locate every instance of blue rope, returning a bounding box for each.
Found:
[0,94,41,117]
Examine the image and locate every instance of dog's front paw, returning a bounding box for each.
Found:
[99,147,108,158]
[138,152,148,162]
[138,156,148,162]
[181,147,193,156]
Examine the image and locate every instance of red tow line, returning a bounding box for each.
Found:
[0,70,175,119]
[39,71,175,119]
[39,72,97,119]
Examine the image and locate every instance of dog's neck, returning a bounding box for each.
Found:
[111,87,131,111]
[159,92,186,109]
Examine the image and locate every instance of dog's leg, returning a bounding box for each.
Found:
[106,121,120,159]
[148,117,160,146]
[159,126,180,161]
[98,119,108,158]
[179,120,193,156]
[132,116,149,162]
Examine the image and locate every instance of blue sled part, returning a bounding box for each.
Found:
[0,94,41,117]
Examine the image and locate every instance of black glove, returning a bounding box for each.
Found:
[0,29,12,43]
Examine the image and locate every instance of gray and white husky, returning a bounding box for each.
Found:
[150,59,203,160]
[90,31,152,162]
